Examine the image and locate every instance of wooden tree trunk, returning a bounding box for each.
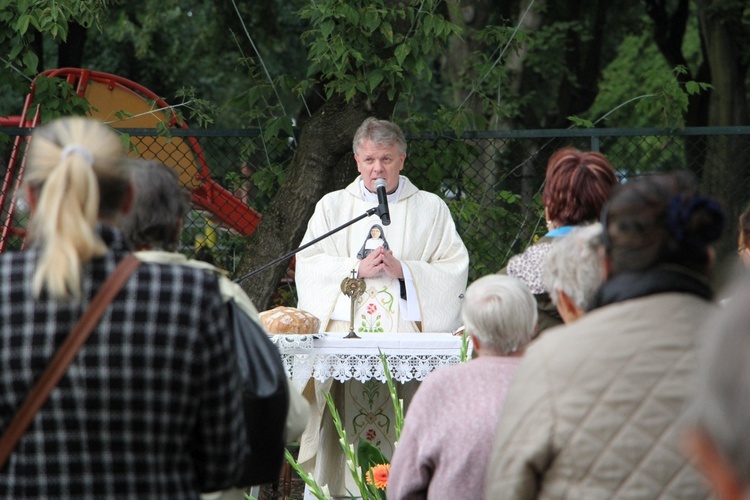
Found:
[694,0,750,259]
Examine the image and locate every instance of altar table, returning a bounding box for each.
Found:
[269,332,469,388]
[268,332,469,496]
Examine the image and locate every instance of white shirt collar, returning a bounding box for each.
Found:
[359,176,404,204]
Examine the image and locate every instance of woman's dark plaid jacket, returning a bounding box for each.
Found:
[0,227,248,498]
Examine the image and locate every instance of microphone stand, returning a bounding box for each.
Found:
[234,207,380,284]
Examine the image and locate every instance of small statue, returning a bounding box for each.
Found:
[340,269,366,339]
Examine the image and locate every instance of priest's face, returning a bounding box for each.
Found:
[355,139,405,193]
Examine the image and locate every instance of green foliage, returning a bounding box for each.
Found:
[172,87,217,129]
[272,281,298,308]
[579,19,708,129]
[460,330,471,362]
[409,24,522,132]
[285,448,331,499]
[449,188,528,280]
[222,68,299,192]
[378,349,404,442]
[567,116,595,128]
[298,0,459,102]
[29,75,91,122]
[356,440,388,500]
[323,391,379,499]
[634,66,711,129]
[0,0,109,78]
[221,0,464,226]
[401,131,530,280]
[117,133,140,156]
[283,353,408,499]
[252,164,286,202]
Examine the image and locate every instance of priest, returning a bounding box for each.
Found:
[296,117,469,335]
[295,117,469,497]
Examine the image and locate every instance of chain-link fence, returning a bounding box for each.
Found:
[2,126,749,284]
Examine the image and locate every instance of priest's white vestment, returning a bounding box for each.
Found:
[295,175,469,496]
[296,175,468,334]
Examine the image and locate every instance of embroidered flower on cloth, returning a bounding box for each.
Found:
[366,463,390,490]
[365,429,377,441]
[367,303,378,315]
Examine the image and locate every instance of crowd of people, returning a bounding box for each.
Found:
[0,114,747,500]
[295,117,745,500]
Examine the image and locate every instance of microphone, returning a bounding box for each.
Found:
[374,178,391,226]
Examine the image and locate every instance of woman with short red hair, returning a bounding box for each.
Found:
[504,147,617,334]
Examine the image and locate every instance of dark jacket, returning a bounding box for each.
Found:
[0,227,247,499]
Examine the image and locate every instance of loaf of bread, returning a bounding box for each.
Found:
[259,306,321,334]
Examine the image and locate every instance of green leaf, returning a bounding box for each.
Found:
[341,4,359,23]
[423,14,434,35]
[15,14,30,35]
[357,439,388,468]
[394,44,409,65]
[320,20,334,39]
[8,42,22,61]
[364,9,380,32]
[118,133,139,156]
[567,115,595,128]
[367,69,384,92]
[114,109,134,120]
[381,21,393,43]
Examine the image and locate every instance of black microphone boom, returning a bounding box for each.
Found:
[375,178,391,226]
[235,181,391,283]
[234,205,380,283]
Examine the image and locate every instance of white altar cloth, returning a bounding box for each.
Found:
[269,332,467,386]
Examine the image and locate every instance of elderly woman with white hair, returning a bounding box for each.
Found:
[542,223,604,324]
[387,274,537,500]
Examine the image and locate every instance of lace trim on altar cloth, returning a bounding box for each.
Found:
[278,352,463,384]
[267,334,320,350]
[269,332,468,384]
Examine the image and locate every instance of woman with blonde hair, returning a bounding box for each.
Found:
[0,117,247,498]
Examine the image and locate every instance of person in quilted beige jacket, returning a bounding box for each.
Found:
[485,171,724,499]
[684,273,750,500]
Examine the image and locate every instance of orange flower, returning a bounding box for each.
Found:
[366,463,390,490]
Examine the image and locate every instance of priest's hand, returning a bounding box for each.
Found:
[382,249,404,279]
[358,246,404,279]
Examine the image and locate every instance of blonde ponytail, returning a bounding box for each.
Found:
[25,117,128,300]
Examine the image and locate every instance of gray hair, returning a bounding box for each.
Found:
[461,274,537,356]
[543,223,604,311]
[687,276,750,487]
[119,159,190,251]
[352,117,407,155]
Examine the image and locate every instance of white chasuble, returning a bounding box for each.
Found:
[296,175,469,335]
[295,176,469,497]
